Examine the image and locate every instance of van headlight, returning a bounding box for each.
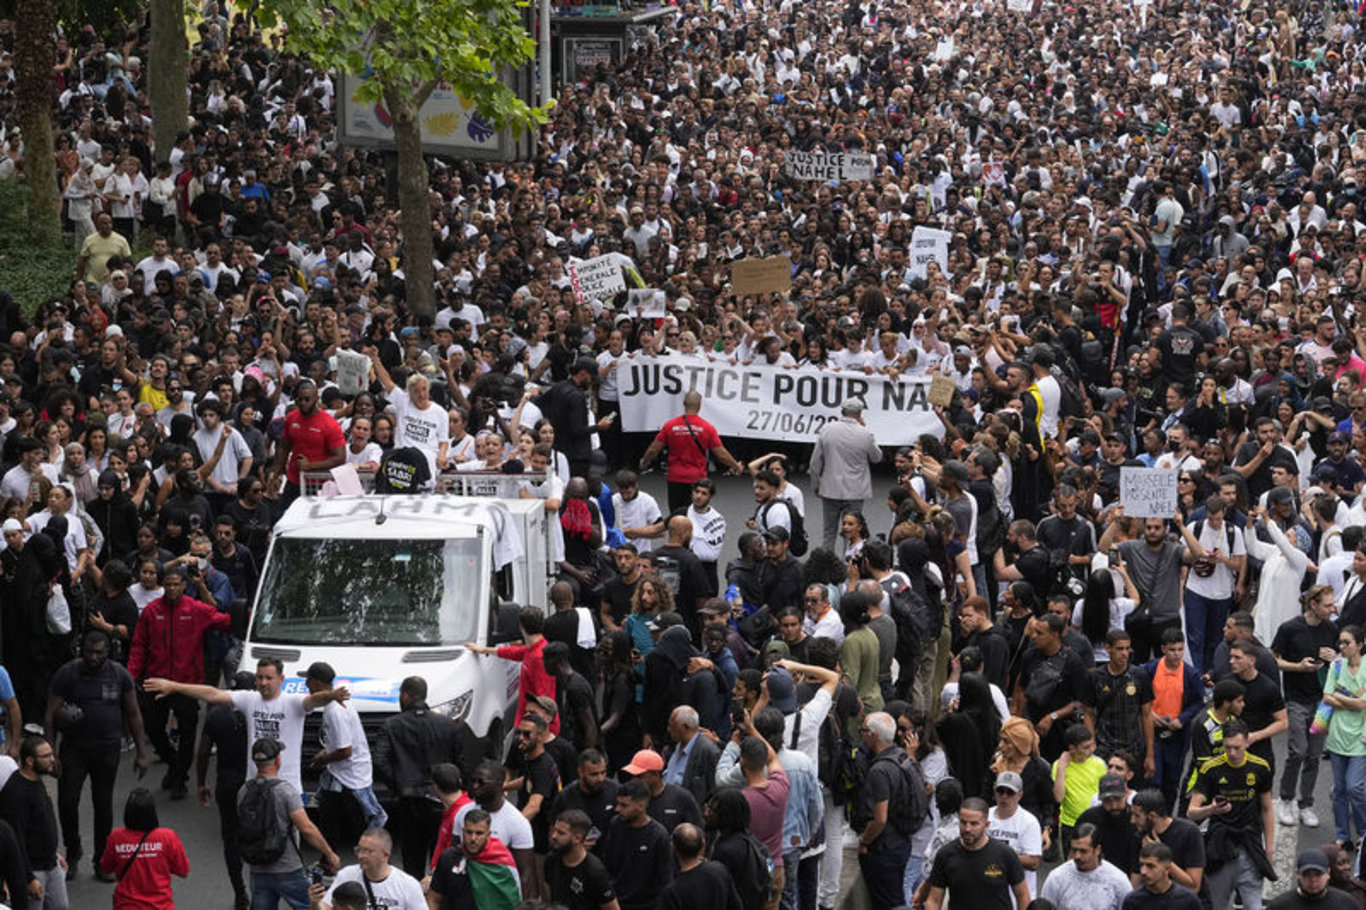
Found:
[431,690,474,723]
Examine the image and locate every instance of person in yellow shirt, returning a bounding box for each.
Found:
[1051,724,1107,852]
[75,213,131,285]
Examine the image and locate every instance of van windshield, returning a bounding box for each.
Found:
[250,537,485,646]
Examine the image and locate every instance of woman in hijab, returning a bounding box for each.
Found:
[987,715,1059,855]
[644,624,724,745]
[88,469,139,566]
[935,672,999,798]
[7,521,69,720]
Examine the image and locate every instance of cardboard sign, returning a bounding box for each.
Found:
[730,257,792,296]
[568,254,627,304]
[927,375,958,408]
[1120,467,1179,518]
[785,151,875,182]
[334,348,371,397]
[909,227,952,280]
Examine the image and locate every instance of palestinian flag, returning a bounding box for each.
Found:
[468,836,522,910]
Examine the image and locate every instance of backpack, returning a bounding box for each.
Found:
[652,551,684,600]
[789,689,857,798]
[237,778,296,867]
[759,498,809,556]
[855,749,930,836]
[726,831,775,907]
[881,573,936,676]
[1053,366,1087,421]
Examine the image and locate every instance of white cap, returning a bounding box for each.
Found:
[1,519,22,534]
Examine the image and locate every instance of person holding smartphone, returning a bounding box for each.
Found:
[1187,719,1275,910]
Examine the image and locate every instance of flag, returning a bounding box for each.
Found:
[468,836,522,910]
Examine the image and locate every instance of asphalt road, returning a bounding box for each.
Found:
[60,470,1332,905]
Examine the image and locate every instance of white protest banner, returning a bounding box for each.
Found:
[334,348,371,397]
[934,38,955,62]
[627,289,667,318]
[1007,0,1032,11]
[909,227,952,280]
[1120,467,1179,518]
[617,354,942,445]
[568,254,626,304]
[785,151,874,182]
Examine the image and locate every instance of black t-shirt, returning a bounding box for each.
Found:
[656,860,743,910]
[1013,546,1053,597]
[1120,883,1204,910]
[1193,752,1273,835]
[556,672,598,754]
[1237,671,1287,764]
[648,784,703,833]
[516,750,562,851]
[1158,817,1207,901]
[1156,325,1204,388]
[599,818,674,910]
[1036,514,1096,572]
[49,658,135,751]
[0,774,58,870]
[545,736,580,790]
[376,446,432,493]
[654,545,710,618]
[429,847,478,910]
[1018,645,1089,720]
[550,780,619,851]
[1234,441,1276,501]
[94,589,139,664]
[864,749,912,852]
[1075,805,1142,875]
[544,610,596,678]
[1264,888,1361,910]
[201,702,249,790]
[964,627,1012,690]
[1271,616,1339,705]
[545,850,617,910]
[602,575,640,628]
[926,837,1025,909]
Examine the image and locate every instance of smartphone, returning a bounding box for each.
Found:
[731,697,746,727]
[310,865,325,886]
[1108,548,1119,563]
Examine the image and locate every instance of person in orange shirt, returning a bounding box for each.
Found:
[1140,628,1205,808]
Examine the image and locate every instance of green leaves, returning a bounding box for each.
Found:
[259,0,545,131]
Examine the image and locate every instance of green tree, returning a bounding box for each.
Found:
[258,0,545,318]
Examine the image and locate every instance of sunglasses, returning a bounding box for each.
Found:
[994,788,1018,796]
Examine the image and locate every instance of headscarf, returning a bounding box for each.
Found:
[652,625,699,669]
[560,498,594,540]
[991,716,1041,774]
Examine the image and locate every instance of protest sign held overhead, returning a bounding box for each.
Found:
[730,256,793,296]
[569,254,627,304]
[1120,467,1179,518]
[784,151,875,182]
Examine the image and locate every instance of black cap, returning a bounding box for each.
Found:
[299,661,335,684]
[251,737,284,763]
[572,356,598,376]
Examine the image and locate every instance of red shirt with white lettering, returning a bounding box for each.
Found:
[654,414,721,483]
[100,826,189,910]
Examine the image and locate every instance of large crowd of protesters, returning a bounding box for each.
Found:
[6,0,1366,907]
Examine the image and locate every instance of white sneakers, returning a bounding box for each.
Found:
[1301,807,1321,828]
[1277,800,1297,826]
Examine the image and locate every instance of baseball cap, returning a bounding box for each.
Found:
[995,771,1024,793]
[1297,848,1330,873]
[251,738,284,763]
[699,598,729,617]
[763,526,790,543]
[1098,773,1127,799]
[298,661,335,684]
[765,667,798,714]
[1330,431,1351,444]
[622,749,665,775]
[1267,486,1296,505]
[1,519,22,534]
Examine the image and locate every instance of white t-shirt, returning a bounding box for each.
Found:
[1035,374,1061,439]
[1038,858,1132,910]
[389,388,451,463]
[325,864,427,910]
[613,491,663,553]
[1183,518,1245,601]
[128,584,163,614]
[453,800,534,850]
[229,691,310,791]
[320,700,374,790]
[987,806,1042,902]
[193,426,252,487]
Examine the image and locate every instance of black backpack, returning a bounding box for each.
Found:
[789,689,857,799]
[882,573,937,662]
[759,499,808,556]
[724,831,775,907]
[877,750,931,836]
[237,778,296,867]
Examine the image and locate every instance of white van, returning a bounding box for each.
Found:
[242,493,553,760]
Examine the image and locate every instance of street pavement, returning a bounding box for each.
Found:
[59,470,1333,904]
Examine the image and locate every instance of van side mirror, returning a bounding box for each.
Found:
[489,602,522,645]
[229,597,250,639]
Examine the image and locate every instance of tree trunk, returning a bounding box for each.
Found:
[385,85,436,319]
[13,0,59,243]
[148,0,188,166]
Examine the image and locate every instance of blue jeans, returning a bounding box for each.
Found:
[251,868,310,910]
[1183,590,1232,673]
[1330,752,1366,843]
[780,850,801,910]
[902,851,925,904]
[318,769,389,830]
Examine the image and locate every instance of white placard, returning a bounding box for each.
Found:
[334,348,371,397]
[568,254,627,304]
[909,227,953,280]
[627,289,667,318]
[1120,467,1179,518]
[617,354,942,445]
[934,38,955,62]
[784,151,875,182]
[1007,0,1032,11]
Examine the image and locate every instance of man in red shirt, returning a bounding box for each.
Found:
[638,390,743,512]
[128,567,233,799]
[267,380,346,508]
[466,607,559,734]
